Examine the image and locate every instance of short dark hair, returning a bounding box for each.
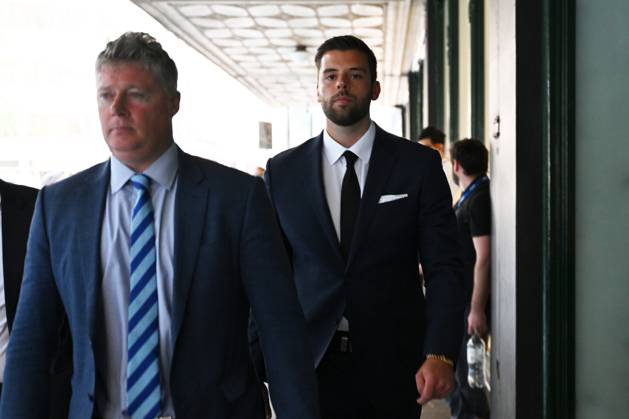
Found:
[451,138,488,176]
[96,32,178,98]
[418,126,446,145]
[315,35,377,84]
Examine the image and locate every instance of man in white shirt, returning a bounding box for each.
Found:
[418,125,460,201]
[253,35,465,419]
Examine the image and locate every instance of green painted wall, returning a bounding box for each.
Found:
[575,1,629,417]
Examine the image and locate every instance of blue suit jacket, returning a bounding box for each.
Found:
[262,125,465,407]
[0,150,319,419]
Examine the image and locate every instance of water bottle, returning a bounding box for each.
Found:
[467,334,486,388]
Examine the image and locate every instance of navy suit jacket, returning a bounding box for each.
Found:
[0,150,319,419]
[263,125,465,407]
[1,179,38,331]
[0,179,72,419]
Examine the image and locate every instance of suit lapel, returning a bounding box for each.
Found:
[172,150,208,346]
[303,135,345,264]
[78,162,110,342]
[347,126,398,268]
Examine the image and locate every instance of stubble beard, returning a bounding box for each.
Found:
[321,95,371,127]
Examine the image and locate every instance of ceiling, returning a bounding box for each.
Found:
[131,0,424,107]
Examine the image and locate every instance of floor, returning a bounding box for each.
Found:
[268,397,451,418]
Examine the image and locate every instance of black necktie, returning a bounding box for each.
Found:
[340,151,360,260]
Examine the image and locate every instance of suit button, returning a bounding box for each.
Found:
[88,393,94,402]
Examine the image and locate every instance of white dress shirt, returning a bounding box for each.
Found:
[321,122,376,332]
[321,122,376,241]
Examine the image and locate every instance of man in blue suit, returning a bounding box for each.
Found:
[257,36,465,418]
[0,32,319,419]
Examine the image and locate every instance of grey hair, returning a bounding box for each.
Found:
[96,32,178,97]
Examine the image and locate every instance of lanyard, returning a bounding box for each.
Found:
[454,175,488,210]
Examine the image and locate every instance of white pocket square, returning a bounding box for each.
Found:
[378,193,408,204]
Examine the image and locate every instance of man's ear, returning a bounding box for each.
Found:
[371,80,381,100]
[170,91,181,116]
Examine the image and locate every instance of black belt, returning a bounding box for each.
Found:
[327,331,353,353]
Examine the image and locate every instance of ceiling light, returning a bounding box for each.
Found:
[291,44,310,63]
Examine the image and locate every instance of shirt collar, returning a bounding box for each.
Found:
[322,121,376,166]
[110,143,179,193]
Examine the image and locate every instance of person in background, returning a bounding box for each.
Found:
[417,125,460,200]
[0,179,72,418]
[252,35,465,419]
[449,138,492,419]
[0,32,319,419]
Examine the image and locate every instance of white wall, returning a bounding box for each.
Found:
[458,0,472,141]
[486,0,517,416]
[575,0,629,416]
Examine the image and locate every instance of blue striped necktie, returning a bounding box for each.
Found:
[127,174,161,419]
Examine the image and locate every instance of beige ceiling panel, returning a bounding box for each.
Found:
[257,54,282,62]
[318,5,350,17]
[265,29,292,37]
[324,28,352,38]
[351,4,384,16]
[242,38,269,47]
[354,28,383,38]
[204,29,232,38]
[192,18,224,28]
[353,16,384,27]
[270,38,297,47]
[179,5,212,17]
[248,5,281,17]
[230,54,257,62]
[232,28,264,38]
[249,47,276,55]
[288,18,319,28]
[293,29,323,38]
[224,17,255,28]
[320,18,352,28]
[223,47,248,55]
[211,5,247,17]
[281,5,316,17]
[255,17,287,28]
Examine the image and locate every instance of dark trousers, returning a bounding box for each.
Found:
[449,308,490,419]
[316,334,421,419]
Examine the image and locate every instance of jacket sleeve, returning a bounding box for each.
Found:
[240,177,320,419]
[418,152,466,361]
[0,188,64,418]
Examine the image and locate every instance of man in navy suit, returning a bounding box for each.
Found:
[0,32,319,419]
[0,179,38,398]
[258,35,465,418]
[0,179,71,418]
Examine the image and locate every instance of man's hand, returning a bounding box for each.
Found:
[467,308,488,336]
[415,358,455,405]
